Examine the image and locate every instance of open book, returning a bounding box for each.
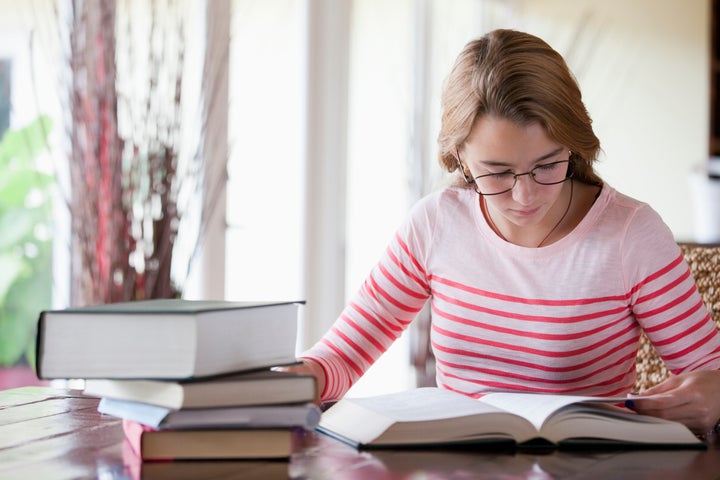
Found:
[318,387,704,449]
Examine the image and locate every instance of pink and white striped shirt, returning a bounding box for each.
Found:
[301,184,720,402]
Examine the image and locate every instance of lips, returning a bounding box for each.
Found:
[511,206,541,217]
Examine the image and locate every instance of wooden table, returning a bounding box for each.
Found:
[1,386,719,479]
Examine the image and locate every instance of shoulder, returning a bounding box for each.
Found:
[599,185,670,236]
[609,187,671,235]
[601,185,681,275]
[604,186,651,215]
[414,185,474,207]
[411,186,476,215]
[397,186,478,248]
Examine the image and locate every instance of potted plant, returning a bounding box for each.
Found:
[0,115,54,387]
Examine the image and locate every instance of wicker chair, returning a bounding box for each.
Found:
[410,243,720,391]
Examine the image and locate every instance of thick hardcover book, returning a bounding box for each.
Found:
[83,369,317,409]
[122,438,290,479]
[99,397,321,430]
[36,299,303,379]
[122,419,298,460]
[318,387,704,449]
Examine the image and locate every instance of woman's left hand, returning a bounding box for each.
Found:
[628,370,720,435]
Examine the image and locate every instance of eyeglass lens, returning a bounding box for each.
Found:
[474,160,571,195]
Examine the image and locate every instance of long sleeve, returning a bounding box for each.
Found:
[621,204,720,374]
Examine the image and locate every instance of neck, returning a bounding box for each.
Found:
[482,180,574,248]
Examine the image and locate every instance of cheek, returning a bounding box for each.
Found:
[547,183,568,202]
[520,182,565,204]
[483,193,512,211]
[538,183,565,200]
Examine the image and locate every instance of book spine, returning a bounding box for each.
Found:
[34,312,46,379]
[122,419,158,460]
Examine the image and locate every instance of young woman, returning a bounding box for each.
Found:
[287,29,720,436]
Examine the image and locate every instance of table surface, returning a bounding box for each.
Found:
[1,386,719,480]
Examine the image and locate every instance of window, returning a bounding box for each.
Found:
[223,0,519,395]
[225,0,304,302]
[0,59,10,137]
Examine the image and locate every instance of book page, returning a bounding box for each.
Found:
[480,393,632,431]
[320,387,534,446]
[537,402,700,444]
[349,387,509,422]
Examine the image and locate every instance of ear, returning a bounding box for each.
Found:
[566,151,576,179]
[455,147,474,185]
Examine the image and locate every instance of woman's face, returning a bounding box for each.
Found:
[459,116,570,232]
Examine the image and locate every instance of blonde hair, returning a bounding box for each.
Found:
[438,29,602,186]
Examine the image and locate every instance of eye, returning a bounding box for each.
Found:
[535,162,560,171]
[487,171,514,179]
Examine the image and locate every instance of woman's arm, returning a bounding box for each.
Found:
[622,206,720,435]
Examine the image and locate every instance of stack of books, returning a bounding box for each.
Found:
[36,298,317,461]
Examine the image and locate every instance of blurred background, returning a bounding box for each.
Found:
[0,0,715,395]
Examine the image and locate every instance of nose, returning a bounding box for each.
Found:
[511,173,536,204]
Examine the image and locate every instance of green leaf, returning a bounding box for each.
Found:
[5,244,52,367]
[0,313,29,365]
[0,168,55,207]
[0,209,37,250]
[0,251,29,364]
[0,115,54,366]
[0,253,25,305]
[0,115,53,167]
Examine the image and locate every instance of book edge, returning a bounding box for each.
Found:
[39,299,305,316]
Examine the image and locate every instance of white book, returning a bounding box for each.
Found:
[99,397,321,430]
[36,299,303,379]
[83,369,316,409]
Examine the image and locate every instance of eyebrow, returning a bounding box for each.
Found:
[479,147,565,169]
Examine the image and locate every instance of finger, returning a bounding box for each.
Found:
[630,393,690,414]
[638,376,684,396]
[629,404,702,429]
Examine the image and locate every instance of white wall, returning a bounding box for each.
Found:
[0,1,61,129]
[513,0,709,241]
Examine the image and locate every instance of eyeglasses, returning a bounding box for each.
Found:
[455,149,574,196]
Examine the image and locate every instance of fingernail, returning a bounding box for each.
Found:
[624,399,635,409]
